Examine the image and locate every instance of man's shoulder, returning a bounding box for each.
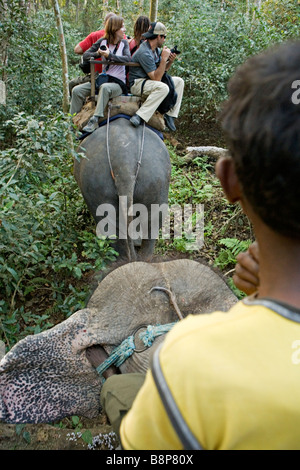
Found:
[80,30,104,50]
[90,30,105,40]
[161,301,258,348]
[132,40,150,58]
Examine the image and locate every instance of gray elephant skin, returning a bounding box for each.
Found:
[0,259,237,424]
[74,118,171,260]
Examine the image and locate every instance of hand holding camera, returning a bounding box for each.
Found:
[98,44,109,58]
[170,45,181,55]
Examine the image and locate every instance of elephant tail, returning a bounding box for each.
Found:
[117,185,137,261]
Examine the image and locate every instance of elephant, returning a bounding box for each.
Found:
[0,259,237,424]
[74,117,171,260]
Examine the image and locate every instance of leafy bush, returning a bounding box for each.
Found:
[161,0,299,120]
[0,111,117,349]
[214,238,252,270]
[0,5,82,139]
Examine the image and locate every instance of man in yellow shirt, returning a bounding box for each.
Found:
[87,40,300,450]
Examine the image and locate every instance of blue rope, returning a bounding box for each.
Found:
[96,323,177,381]
[96,335,136,380]
[139,323,177,347]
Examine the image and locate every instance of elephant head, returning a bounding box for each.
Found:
[0,259,237,424]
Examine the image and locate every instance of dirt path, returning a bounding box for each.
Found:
[0,417,119,450]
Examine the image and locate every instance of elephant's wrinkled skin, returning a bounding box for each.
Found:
[0,259,237,424]
[74,118,171,260]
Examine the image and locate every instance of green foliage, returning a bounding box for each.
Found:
[160,0,299,120]
[261,0,299,32]
[0,111,117,349]
[2,8,59,116]
[0,6,81,145]
[158,147,252,258]
[213,238,253,300]
[15,424,31,444]
[168,153,219,206]
[214,238,252,270]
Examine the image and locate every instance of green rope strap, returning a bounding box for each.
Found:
[96,322,177,381]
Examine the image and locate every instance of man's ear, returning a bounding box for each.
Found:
[215,156,242,203]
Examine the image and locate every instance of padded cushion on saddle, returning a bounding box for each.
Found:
[72,95,165,132]
[78,114,164,141]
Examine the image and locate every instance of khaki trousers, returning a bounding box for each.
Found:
[69,81,122,117]
[130,76,184,122]
[100,373,145,439]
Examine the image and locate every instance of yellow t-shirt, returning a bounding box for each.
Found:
[120,300,300,450]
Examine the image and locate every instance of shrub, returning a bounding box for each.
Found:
[162,0,299,120]
[0,111,117,348]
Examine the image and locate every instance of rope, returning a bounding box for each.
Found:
[150,286,184,320]
[139,323,176,347]
[95,322,177,382]
[96,335,136,380]
[134,121,145,183]
[106,103,115,180]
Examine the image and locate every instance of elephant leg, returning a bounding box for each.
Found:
[111,238,135,260]
[137,204,166,258]
[138,239,157,259]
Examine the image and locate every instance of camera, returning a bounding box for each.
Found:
[170,45,181,55]
[100,45,107,51]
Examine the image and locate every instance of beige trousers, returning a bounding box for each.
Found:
[130,76,184,122]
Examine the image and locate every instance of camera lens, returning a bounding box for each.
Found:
[100,45,107,51]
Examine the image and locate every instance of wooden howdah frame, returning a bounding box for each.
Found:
[89,59,139,106]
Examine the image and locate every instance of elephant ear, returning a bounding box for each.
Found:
[0,308,104,424]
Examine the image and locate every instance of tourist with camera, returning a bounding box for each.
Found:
[69,15,131,133]
[128,21,184,132]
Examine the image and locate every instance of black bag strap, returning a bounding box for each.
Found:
[105,40,121,73]
[151,344,204,450]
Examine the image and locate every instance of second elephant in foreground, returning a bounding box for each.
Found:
[0,259,237,424]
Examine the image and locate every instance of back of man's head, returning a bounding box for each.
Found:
[104,12,116,24]
[221,41,300,239]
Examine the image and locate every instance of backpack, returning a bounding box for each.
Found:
[157,72,178,114]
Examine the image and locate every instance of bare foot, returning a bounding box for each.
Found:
[86,345,119,379]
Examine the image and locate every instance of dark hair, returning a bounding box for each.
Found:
[220,41,300,239]
[134,15,150,40]
[104,15,124,44]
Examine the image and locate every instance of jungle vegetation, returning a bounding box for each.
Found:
[0,0,299,349]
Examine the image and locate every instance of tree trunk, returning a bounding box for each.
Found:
[116,0,122,15]
[103,0,109,16]
[184,146,228,162]
[0,0,8,104]
[149,0,158,22]
[52,0,69,113]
